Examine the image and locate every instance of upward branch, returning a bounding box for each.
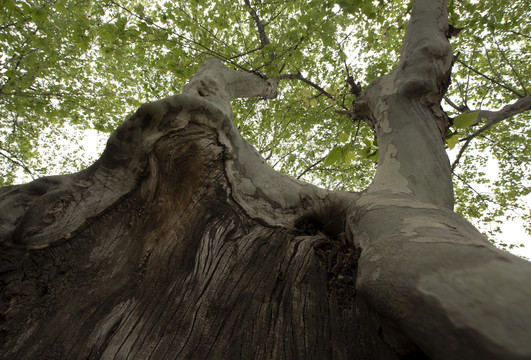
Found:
[357,0,455,208]
[457,59,525,98]
[183,58,278,101]
[244,0,271,49]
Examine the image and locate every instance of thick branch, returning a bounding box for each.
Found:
[0,58,303,249]
[353,191,531,360]
[358,0,454,209]
[183,58,278,102]
[471,95,531,138]
[451,95,531,171]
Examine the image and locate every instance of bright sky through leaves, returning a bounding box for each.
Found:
[1,0,529,255]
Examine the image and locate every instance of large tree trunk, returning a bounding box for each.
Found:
[1,1,531,359]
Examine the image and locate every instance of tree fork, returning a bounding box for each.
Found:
[2,3,531,359]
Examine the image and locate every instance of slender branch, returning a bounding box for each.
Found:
[0,146,35,179]
[494,37,528,96]
[507,29,531,40]
[484,47,504,87]
[272,148,297,169]
[108,1,251,73]
[481,134,519,162]
[444,96,468,112]
[227,46,264,60]
[452,172,490,207]
[0,22,19,30]
[297,157,325,180]
[456,59,525,98]
[351,119,362,146]
[174,4,232,49]
[451,136,474,172]
[253,14,334,73]
[244,0,271,48]
[277,73,334,99]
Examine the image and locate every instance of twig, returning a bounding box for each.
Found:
[297,157,325,179]
[444,96,468,112]
[456,59,524,98]
[0,146,35,179]
[277,73,334,99]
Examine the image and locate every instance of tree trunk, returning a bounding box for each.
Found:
[2,1,531,359]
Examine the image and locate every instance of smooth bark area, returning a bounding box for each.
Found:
[1,1,531,359]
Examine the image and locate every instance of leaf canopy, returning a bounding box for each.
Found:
[0,0,529,248]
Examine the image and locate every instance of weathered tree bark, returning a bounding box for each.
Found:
[1,1,531,359]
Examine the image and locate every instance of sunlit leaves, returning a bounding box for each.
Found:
[324,147,342,166]
[446,133,460,150]
[453,111,479,129]
[0,0,529,249]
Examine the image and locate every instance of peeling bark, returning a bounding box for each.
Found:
[2,1,531,359]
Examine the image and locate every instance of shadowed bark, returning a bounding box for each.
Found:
[1,0,531,359]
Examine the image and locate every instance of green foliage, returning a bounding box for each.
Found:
[453,111,479,129]
[443,0,531,245]
[0,0,529,247]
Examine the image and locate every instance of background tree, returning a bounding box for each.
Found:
[1,0,531,359]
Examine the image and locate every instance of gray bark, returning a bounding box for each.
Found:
[1,0,531,359]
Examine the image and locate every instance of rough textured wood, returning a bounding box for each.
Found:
[0,123,403,359]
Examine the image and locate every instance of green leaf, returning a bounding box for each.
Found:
[367,150,379,162]
[357,146,370,159]
[339,132,349,143]
[343,151,356,165]
[134,4,145,17]
[446,134,461,149]
[453,112,479,129]
[324,147,342,166]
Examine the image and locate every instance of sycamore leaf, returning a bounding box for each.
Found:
[339,132,349,143]
[343,151,356,165]
[324,147,342,166]
[453,112,479,129]
[357,146,370,158]
[446,133,461,149]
